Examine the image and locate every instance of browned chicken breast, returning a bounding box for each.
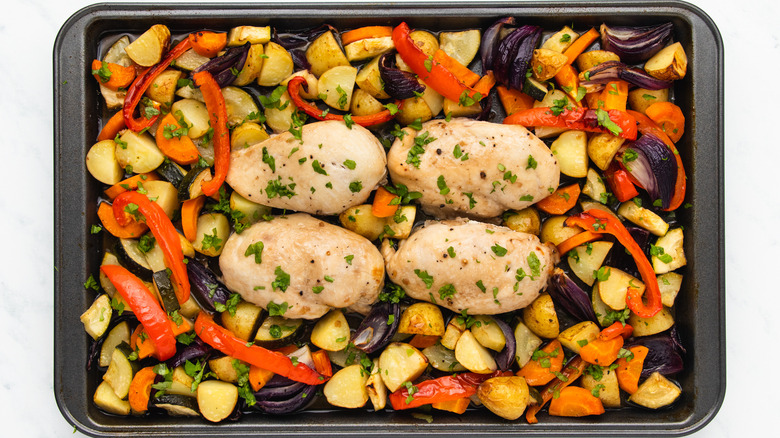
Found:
[387,118,559,219]
[383,219,557,314]
[219,213,385,319]
[226,120,387,215]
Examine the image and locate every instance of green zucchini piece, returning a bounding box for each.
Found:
[152,393,201,417]
[253,315,304,349]
[114,238,153,281]
[522,77,549,102]
[153,270,180,313]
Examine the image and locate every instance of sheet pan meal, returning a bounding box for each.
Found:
[81,17,689,423]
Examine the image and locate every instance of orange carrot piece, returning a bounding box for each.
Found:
[497,85,535,116]
[432,397,471,414]
[181,196,206,242]
[128,366,157,413]
[91,59,136,91]
[341,26,393,46]
[97,111,127,142]
[311,349,333,378]
[535,183,581,215]
[516,340,564,386]
[616,345,649,394]
[525,356,586,424]
[584,91,603,109]
[599,80,629,112]
[249,365,275,392]
[409,334,440,350]
[554,65,580,102]
[598,322,634,341]
[188,31,227,58]
[134,318,192,359]
[472,71,497,97]
[372,187,400,218]
[561,28,600,65]
[98,202,148,238]
[104,173,160,200]
[556,230,602,256]
[155,113,200,165]
[645,101,685,143]
[434,49,480,87]
[548,386,605,417]
[579,335,624,367]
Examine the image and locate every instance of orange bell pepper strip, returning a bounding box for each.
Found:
[565,209,663,318]
[128,366,158,413]
[554,65,580,102]
[112,190,190,304]
[123,38,191,132]
[341,26,393,45]
[97,110,127,142]
[603,162,640,202]
[548,386,605,417]
[516,340,565,386]
[101,265,177,361]
[600,80,630,112]
[91,60,136,91]
[310,349,333,378]
[433,49,480,87]
[599,322,634,341]
[188,31,227,58]
[194,312,326,385]
[526,356,586,424]
[504,107,637,140]
[392,22,483,103]
[556,230,601,256]
[155,113,200,165]
[181,195,206,242]
[390,371,511,410]
[371,187,399,218]
[98,202,148,238]
[192,71,230,197]
[628,110,686,211]
[432,397,471,414]
[535,183,581,215]
[286,76,399,127]
[616,345,649,394]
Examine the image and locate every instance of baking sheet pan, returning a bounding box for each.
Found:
[54,2,724,436]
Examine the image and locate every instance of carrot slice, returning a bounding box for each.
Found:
[561,28,600,65]
[104,173,160,200]
[341,26,393,46]
[548,386,605,417]
[645,101,685,143]
[554,65,580,102]
[311,349,333,378]
[556,230,601,256]
[433,49,480,87]
[432,397,470,414]
[535,183,581,215]
[97,111,127,142]
[128,366,157,413]
[600,80,629,112]
[97,202,147,238]
[409,334,440,350]
[516,340,564,386]
[497,85,535,116]
[188,31,227,58]
[372,187,399,218]
[91,59,136,91]
[155,113,200,165]
[134,318,192,359]
[579,335,624,367]
[181,196,206,242]
[249,365,275,392]
[616,345,649,394]
[472,71,497,97]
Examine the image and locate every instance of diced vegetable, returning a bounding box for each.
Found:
[378,342,428,392]
[477,376,530,420]
[628,371,681,409]
[197,380,238,422]
[323,364,370,408]
[311,309,351,351]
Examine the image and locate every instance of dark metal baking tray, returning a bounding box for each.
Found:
[54,2,724,436]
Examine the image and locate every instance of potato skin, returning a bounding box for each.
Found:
[477,376,530,420]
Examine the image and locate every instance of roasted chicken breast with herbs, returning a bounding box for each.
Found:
[387,118,559,219]
[226,120,387,215]
[383,219,557,314]
[219,213,385,319]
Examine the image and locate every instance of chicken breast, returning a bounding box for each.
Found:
[226,120,387,215]
[387,118,559,219]
[219,213,384,319]
[383,219,557,315]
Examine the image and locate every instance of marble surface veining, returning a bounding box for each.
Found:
[1,0,775,436]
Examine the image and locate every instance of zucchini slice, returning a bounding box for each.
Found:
[152,393,201,417]
[155,159,187,187]
[99,252,121,297]
[153,270,180,313]
[177,165,209,202]
[103,342,138,399]
[80,294,112,340]
[254,315,304,349]
[94,381,131,415]
[114,238,154,281]
[99,321,131,368]
[522,77,548,102]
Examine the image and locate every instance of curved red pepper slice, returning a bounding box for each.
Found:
[112,191,190,304]
[504,107,638,140]
[598,322,634,341]
[100,265,176,361]
[389,370,511,410]
[192,71,230,196]
[122,38,192,133]
[566,209,662,318]
[194,312,325,385]
[392,22,482,103]
[286,76,398,127]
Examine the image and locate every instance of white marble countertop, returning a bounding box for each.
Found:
[2,0,773,435]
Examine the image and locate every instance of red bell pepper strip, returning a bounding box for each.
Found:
[566,209,663,318]
[112,190,190,304]
[194,312,325,385]
[628,110,686,211]
[598,322,634,341]
[192,71,230,196]
[392,22,483,103]
[100,265,177,361]
[123,38,192,132]
[504,107,638,140]
[526,356,586,424]
[389,370,511,410]
[286,76,398,127]
[603,163,640,202]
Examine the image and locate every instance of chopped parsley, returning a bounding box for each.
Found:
[414,269,434,289]
[343,159,356,170]
[596,107,623,136]
[201,228,223,251]
[267,301,289,316]
[594,266,611,282]
[244,241,264,264]
[447,246,457,258]
[92,61,112,83]
[651,245,674,264]
[526,155,538,170]
[261,147,276,172]
[312,160,328,175]
[379,283,406,303]
[271,266,290,292]
[344,254,354,265]
[438,284,457,300]
[437,175,450,195]
[491,243,508,257]
[349,181,363,193]
[406,131,436,168]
